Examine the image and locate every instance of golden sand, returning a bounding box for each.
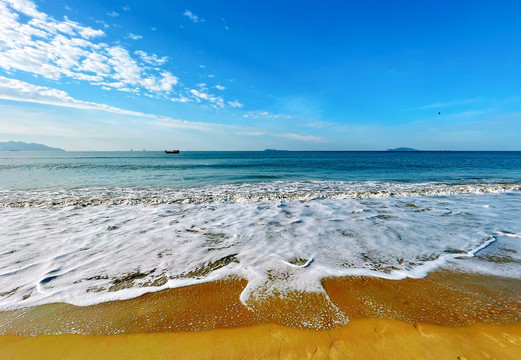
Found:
[2,321,521,359]
[1,271,521,359]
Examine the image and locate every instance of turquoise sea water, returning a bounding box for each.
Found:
[0,151,520,314]
[0,151,520,190]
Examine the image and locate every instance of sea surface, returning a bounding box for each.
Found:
[0,151,520,311]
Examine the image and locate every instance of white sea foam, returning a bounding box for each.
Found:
[0,180,519,207]
[0,183,520,311]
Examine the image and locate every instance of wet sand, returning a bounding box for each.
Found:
[1,271,521,358]
[2,320,521,360]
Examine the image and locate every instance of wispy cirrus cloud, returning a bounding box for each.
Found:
[126,33,142,40]
[406,98,479,111]
[227,101,243,108]
[235,131,265,136]
[0,76,152,116]
[221,18,229,31]
[276,133,325,143]
[190,88,224,108]
[235,131,324,142]
[170,96,190,103]
[243,111,292,119]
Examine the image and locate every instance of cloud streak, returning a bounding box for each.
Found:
[0,76,246,134]
[0,76,152,117]
[126,33,142,40]
[243,111,292,119]
[406,98,479,111]
[276,133,325,143]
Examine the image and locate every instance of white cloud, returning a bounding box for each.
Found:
[158,71,178,91]
[95,20,109,29]
[0,1,180,96]
[170,96,190,103]
[106,47,142,85]
[276,133,324,142]
[301,121,331,129]
[235,131,265,136]
[190,89,224,108]
[0,77,292,147]
[153,117,221,132]
[122,5,131,11]
[221,18,229,31]
[228,101,243,108]
[134,50,167,65]
[126,33,142,40]
[77,52,111,75]
[107,11,119,17]
[190,89,208,100]
[215,85,225,91]
[243,111,292,119]
[4,0,46,19]
[183,10,205,23]
[0,1,242,107]
[187,88,239,108]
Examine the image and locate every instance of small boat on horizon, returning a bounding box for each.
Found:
[165,149,180,154]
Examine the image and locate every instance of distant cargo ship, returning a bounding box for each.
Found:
[165,150,180,154]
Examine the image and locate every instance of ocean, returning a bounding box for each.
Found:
[1,151,520,312]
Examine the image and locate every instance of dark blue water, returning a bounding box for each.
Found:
[0,151,520,190]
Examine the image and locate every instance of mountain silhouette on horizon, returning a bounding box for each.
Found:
[0,141,65,151]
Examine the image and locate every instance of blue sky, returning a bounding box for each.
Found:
[0,0,520,150]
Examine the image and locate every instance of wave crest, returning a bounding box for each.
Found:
[1,181,520,207]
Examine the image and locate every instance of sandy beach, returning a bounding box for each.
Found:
[1,271,521,359]
[2,320,521,360]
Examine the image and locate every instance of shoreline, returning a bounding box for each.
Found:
[1,270,521,335]
[1,271,521,358]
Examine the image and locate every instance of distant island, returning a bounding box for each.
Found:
[386,147,420,152]
[0,141,65,151]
